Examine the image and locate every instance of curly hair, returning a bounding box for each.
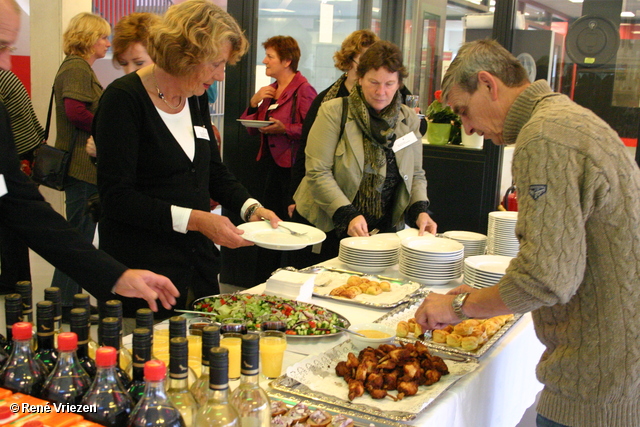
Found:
[262,36,300,73]
[112,12,161,67]
[147,0,248,77]
[63,12,111,58]
[333,30,379,72]
[356,40,407,86]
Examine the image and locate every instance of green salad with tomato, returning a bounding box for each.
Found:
[192,294,349,335]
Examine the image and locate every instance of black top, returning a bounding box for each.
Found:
[93,73,252,318]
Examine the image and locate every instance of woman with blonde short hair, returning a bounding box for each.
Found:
[51,12,111,321]
[93,0,280,319]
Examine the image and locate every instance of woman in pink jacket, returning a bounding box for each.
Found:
[240,36,316,219]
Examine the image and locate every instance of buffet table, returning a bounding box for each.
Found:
[255,258,544,427]
[140,257,545,427]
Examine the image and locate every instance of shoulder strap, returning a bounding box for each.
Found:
[43,86,54,141]
[338,96,348,141]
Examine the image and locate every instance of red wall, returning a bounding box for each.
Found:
[10,55,31,96]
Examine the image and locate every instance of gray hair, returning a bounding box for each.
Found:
[441,39,529,103]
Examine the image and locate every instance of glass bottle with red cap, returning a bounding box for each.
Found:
[0,322,47,395]
[81,346,134,427]
[40,332,91,404]
[128,359,186,427]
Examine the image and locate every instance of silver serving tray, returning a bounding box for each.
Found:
[374,300,523,358]
[291,265,429,308]
[190,293,350,339]
[267,391,407,427]
[269,340,478,422]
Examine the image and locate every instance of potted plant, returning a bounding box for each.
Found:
[425,90,461,145]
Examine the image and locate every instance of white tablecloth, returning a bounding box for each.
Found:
[136,258,545,426]
[260,259,545,427]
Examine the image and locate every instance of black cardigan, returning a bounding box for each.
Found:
[94,72,252,318]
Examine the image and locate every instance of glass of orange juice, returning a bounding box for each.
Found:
[259,330,287,379]
[220,332,242,380]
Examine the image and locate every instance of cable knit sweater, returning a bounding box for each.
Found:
[496,81,640,426]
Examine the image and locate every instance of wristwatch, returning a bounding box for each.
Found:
[452,293,471,320]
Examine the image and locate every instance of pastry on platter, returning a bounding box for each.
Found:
[307,409,332,427]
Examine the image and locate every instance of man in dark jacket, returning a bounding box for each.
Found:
[0,0,179,312]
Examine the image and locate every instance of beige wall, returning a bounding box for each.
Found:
[29,0,92,215]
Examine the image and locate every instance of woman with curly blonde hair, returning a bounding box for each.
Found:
[93,0,281,319]
[51,12,111,320]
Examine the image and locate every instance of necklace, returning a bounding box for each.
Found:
[152,65,183,110]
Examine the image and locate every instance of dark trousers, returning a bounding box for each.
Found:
[0,224,31,291]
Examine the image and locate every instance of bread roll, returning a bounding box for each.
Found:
[461,335,480,351]
[329,285,346,296]
[443,325,454,333]
[481,319,500,336]
[396,321,410,338]
[432,329,449,343]
[379,281,391,292]
[446,333,462,347]
[346,276,362,287]
[365,285,382,296]
[340,287,361,299]
[453,322,474,336]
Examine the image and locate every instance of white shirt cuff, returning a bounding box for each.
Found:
[240,198,260,221]
[171,205,193,234]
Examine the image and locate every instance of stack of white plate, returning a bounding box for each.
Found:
[399,236,464,285]
[486,211,520,257]
[338,234,400,273]
[442,230,487,258]
[463,255,513,288]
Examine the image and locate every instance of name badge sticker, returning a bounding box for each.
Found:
[392,132,418,153]
[0,174,7,198]
[194,126,210,140]
[267,103,279,111]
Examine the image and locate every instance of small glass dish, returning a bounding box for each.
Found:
[188,316,214,336]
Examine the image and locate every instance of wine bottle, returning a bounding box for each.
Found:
[69,308,97,379]
[128,359,186,427]
[81,346,134,427]
[0,322,47,395]
[34,301,57,373]
[73,293,98,359]
[44,287,62,336]
[128,328,152,404]
[195,347,239,426]
[100,317,132,388]
[15,281,33,324]
[40,332,91,404]
[136,308,156,358]
[168,316,197,385]
[101,300,133,373]
[230,334,270,427]
[190,325,220,407]
[3,293,22,355]
[167,337,197,425]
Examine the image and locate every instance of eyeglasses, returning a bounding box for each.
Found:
[0,44,17,53]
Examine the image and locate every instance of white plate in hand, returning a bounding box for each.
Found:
[238,221,326,250]
[237,119,272,128]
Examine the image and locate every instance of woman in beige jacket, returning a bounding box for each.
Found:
[291,41,436,267]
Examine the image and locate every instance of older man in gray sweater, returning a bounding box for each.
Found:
[415,39,640,427]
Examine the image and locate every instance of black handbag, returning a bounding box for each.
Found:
[31,86,76,191]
